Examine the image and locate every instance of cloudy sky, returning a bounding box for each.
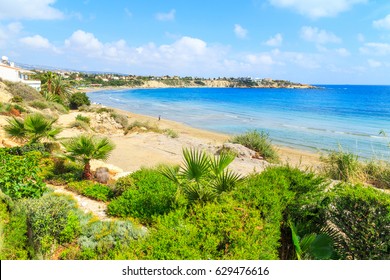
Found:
[0,0,390,84]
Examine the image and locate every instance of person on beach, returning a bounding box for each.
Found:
[158,115,161,121]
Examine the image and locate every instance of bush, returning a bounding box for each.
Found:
[230,130,279,162]
[0,193,29,259]
[11,96,23,103]
[111,175,135,197]
[23,193,81,259]
[123,196,280,260]
[107,168,177,223]
[363,160,390,189]
[321,149,362,182]
[76,220,146,260]
[29,100,48,110]
[234,166,328,260]
[164,128,179,138]
[69,92,91,109]
[67,181,114,202]
[4,143,47,155]
[42,158,83,185]
[125,120,161,134]
[327,184,390,260]
[0,150,47,199]
[110,112,128,128]
[75,114,91,124]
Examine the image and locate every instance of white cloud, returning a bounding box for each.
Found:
[269,0,367,19]
[265,33,283,47]
[373,15,390,30]
[20,34,60,53]
[156,9,175,21]
[300,26,341,44]
[368,59,382,68]
[65,30,104,56]
[0,22,23,46]
[0,0,63,20]
[234,24,248,39]
[360,42,390,56]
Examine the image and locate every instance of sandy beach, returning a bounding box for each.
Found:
[54,101,322,177]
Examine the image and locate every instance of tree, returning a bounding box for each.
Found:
[51,76,71,102]
[62,135,115,180]
[4,114,61,144]
[69,92,91,109]
[161,148,242,204]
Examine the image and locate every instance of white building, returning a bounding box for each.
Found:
[0,56,41,91]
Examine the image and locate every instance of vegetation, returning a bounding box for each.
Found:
[107,169,177,223]
[62,134,115,180]
[230,130,279,162]
[67,181,113,202]
[69,92,91,110]
[326,184,390,259]
[161,148,242,204]
[0,149,47,199]
[320,149,362,182]
[4,113,61,144]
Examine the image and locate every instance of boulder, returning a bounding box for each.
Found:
[94,167,110,184]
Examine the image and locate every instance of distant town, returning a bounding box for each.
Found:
[1,55,315,91]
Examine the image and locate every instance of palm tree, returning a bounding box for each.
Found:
[4,113,61,144]
[42,71,56,94]
[51,75,71,102]
[161,148,242,204]
[62,134,115,180]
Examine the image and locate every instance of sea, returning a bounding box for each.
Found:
[88,85,390,160]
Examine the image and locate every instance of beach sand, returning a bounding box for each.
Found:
[56,106,322,176]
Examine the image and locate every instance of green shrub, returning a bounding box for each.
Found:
[230,130,279,162]
[326,184,390,260]
[0,150,47,199]
[363,160,390,189]
[11,96,23,103]
[23,193,81,259]
[69,92,91,110]
[125,120,161,134]
[75,114,91,124]
[77,220,146,260]
[234,166,328,260]
[42,158,83,185]
[110,112,128,128]
[29,100,49,110]
[67,181,114,202]
[164,128,179,138]
[4,143,47,155]
[111,175,135,196]
[107,168,177,223]
[0,193,29,259]
[123,196,279,260]
[69,120,90,131]
[321,149,362,182]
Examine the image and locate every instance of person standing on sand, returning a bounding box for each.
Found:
[158,115,161,121]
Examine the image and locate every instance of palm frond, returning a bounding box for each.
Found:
[93,137,116,160]
[4,117,26,141]
[182,182,216,205]
[210,151,236,176]
[160,165,180,185]
[212,169,242,193]
[181,148,211,182]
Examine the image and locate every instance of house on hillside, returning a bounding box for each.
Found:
[0,56,41,91]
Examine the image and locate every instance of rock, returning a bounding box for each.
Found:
[94,167,110,184]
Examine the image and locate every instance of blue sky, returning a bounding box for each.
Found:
[1,0,390,84]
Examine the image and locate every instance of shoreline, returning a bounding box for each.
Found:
[95,102,322,172]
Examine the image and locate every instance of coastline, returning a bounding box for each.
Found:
[87,99,322,172]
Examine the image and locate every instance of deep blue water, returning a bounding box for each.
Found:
[88,85,390,159]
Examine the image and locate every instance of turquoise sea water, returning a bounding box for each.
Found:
[88,86,390,159]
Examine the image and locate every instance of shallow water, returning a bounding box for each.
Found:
[88,85,390,159]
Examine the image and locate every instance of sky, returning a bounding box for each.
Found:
[1,0,390,84]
